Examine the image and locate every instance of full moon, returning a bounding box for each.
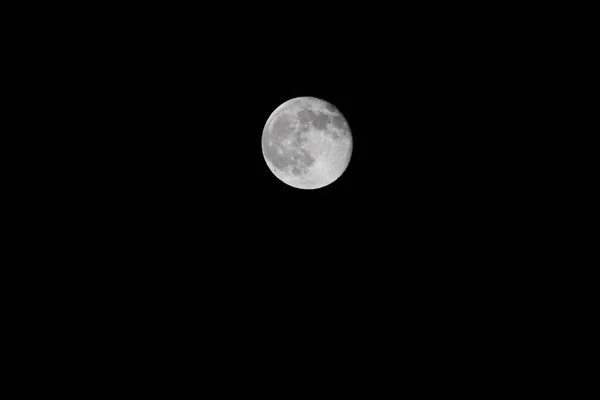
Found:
[262,97,352,189]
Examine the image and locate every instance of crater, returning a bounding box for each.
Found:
[325,103,337,113]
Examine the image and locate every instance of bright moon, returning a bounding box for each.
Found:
[262,97,352,189]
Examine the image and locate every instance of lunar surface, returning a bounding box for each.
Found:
[262,97,352,189]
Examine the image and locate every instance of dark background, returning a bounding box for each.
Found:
[11,4,558,381]
[58,5,531,268]
[20,3,547,293]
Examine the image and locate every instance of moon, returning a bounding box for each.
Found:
[262,97,352,189]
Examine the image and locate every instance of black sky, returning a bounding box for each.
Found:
[44,2,535,302]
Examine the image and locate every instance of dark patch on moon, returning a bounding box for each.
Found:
[264,105,324,177]
[298,148,315,166]
[297,109,316,123]
[263,131,315,174]
[325,103,337,113]
[332,115,346,129]
[294,123,311,145]
[312,113,330,130]
[272,114,294,139]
